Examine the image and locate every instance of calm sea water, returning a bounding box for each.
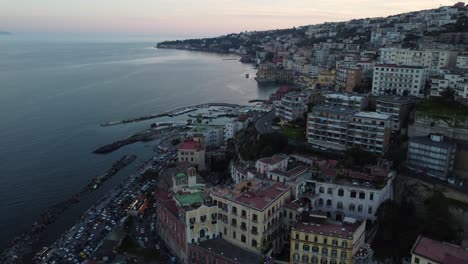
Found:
[0,36,279,248]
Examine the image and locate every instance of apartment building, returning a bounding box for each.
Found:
[376,95,415,133]
[335,67,362,93]
[407,134,457,180]
[178,138,206,170]
[324,93,369,110]
[372,64,428,96]
[410,235,468,264]
[318,70,336,86]
[430,72,465,97]
[455,76,468,105]
[456,54,468,69]
[379,48,458,74]
[307,106,391,155]
[276,91,309,122]
[290,214,368,264]
[210,180,291,254]
[186,124,224,147]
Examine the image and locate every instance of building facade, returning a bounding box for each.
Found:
[376,95,415,133]
[276,91,309,122]
[290,215,367,264]
[210,180,291,255]
[410,235,468,264]
[372,64,428,96]
[407,134,457,180]
[178,139,206,170]
[307,106,391,155]
[335,67,362,93]
[186,125,224,148]
[324,93,369,110]
[255,154,289,175]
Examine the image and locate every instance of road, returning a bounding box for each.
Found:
[255,110,276,134]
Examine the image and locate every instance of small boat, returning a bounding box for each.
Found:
[245,73,250,78]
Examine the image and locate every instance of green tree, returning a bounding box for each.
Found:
[423,190,458,242]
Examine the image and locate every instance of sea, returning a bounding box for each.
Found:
[0,35,280,249]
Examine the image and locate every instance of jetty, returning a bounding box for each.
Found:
[100,103,243,127]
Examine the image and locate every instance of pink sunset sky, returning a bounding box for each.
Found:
[0,0,461,37]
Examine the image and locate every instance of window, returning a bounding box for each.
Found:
[249,239,257,248]
[368,206,373,214]
[350,191,356,198]
[326,199,332,207]
[252,214,258,222]
[319,187,324,193]
[414,257,420,264]
[331,249,337,257]
[337,202,343,210]
[341,252,347,259]
[296,233,299,240]
[241,235,246,243]
[358,205,363,212]
[327,188,333,194]
[312,246,319,253]
[241,210,247,218]
[318,198,324,206]
[233,231,236,239]
[303,245,310,252]
[349,204,355,212]
[189,217,196,224]
[332,240,338,246]
[231,218,237,226]
[321,259,328,264]
[200,215,206,222]
[322,248,328,256]
[314,237,318,243]
[305,235,309,241]
[294,243,299,250]
[293,254,300,261]
[311,257,318,264]
[252,226,258,235]
[323,238,328,244]
[232,206,237,215]
[369,193,374,200]
[359,192,365,199]
[338,189,344,196]
[342,241,348,248]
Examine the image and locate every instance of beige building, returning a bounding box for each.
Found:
[210,179,291,255]
[290,214,368,264]
[178,138,206,170]
[318,71,336,86]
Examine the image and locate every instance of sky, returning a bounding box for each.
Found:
[0,0,461,37]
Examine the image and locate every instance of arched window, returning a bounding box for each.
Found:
[327,188,333,195]
[302,255,309,263]
[319,187,324,193]
[349,204,355,212]
[337,202,343,210]
[326,199,332,207]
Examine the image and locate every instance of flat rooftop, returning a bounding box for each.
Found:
[411,236,468,264]
[375,64,426,69]
[354,111,391,120]
[376,95,415,104]
[211,180,289,211]
[293,218,363,239]
[191,238,264,263]
[325,93,366,101]
[257,154,288,165]
[174,192,205,207]
[312,105,356,115]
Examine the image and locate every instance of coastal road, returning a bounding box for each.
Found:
[255,110,276,134]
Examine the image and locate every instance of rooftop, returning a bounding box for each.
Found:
[410,134,456,149]
[353,111,392,120]
[375,64,427,69]
[411,236,468,264]
[174,192,205,207]
[179,139,203,151]
[293,217,363,239]
[324,93,366,101]
[211,180,290,211]
[312,105,356,115]
[269,165,309,179]
[257,154,288,166]
[191,238,264,264]
[376,95,416,104]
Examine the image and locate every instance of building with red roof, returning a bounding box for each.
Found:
[178,138,206,170]
[410,235,468,264]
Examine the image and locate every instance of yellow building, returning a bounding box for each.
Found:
[210,179,291,255]
[318,70,336,86]
[290,214,366,264]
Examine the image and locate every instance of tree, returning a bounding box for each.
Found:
[423,190,458,242]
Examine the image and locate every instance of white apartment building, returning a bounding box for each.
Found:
[324,93,369,110]
[307,106,391,155]
[376,95,415,133]
[456,54,468,69]
[186,125,224,148]
[309,170,395,222]
[224,121,244,142]
[379,48,458,74]
[372,64,428,96]
[455,77,468,105]
[276,91,309,122]
[255,154,289,175]
[430,72,465,96]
